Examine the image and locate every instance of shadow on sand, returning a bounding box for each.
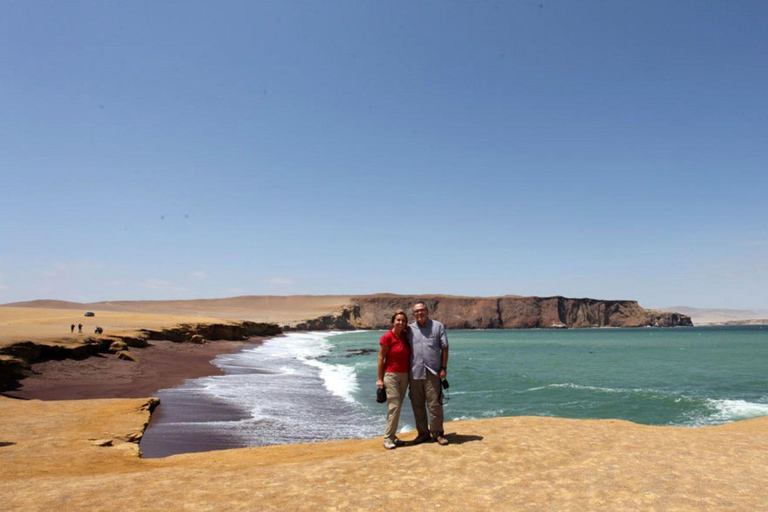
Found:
[396,432,483,448]
[445,432,483,445]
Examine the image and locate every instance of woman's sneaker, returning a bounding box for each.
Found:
[383,438,397,450]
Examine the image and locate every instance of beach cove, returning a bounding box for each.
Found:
[2,298,768,509]
[140,327,768,458]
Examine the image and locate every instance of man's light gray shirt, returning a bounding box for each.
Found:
[408,319,448,380]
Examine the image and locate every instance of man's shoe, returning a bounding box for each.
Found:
[383,438,396,450]
[413,433,431,445]
[436,435,449,446]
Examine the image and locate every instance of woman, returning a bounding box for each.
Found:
[377,310,411,450]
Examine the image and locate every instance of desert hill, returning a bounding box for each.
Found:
[657,306,768,325]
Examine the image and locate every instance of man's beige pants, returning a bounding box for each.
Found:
[384,372,410,439]
[409,371,443,437]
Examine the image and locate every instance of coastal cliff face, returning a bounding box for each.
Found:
[291,295,693,330]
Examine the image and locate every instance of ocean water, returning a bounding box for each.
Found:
[141,326,768,457]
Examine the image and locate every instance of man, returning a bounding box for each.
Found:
[408,301,450,446]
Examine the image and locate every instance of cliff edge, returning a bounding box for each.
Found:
[1,395,766,510]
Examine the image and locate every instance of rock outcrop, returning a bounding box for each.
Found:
[138,321,281,343]
[288,295,693,330]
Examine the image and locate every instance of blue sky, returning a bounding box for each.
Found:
[1,1,767,309]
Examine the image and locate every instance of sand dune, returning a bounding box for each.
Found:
[1,396,766,511]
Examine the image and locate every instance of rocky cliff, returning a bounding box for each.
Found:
[290,295,692,330]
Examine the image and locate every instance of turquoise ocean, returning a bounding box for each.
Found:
[141,326,768,457]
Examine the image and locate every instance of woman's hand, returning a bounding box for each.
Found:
[377,379,384,389]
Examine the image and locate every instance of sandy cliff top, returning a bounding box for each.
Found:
[1,396,766,510]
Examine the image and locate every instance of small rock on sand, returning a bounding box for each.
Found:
[115,351,139,362]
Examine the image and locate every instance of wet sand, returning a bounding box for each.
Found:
[141,387,253,458]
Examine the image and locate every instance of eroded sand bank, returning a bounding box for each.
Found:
[1,396,766,511]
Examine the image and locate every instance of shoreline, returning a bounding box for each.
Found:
[2,336,272,401]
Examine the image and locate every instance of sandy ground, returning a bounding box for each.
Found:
[1,396,766,511]
[0,306,226,347]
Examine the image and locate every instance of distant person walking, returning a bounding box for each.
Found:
[408,302,450,446]
[77,323,83,334]
[376,310,411,450]
[70,324,75,333]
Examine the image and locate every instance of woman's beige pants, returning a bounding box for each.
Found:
[384,372,409,439]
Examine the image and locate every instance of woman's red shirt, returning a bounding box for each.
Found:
[379,330,410,373]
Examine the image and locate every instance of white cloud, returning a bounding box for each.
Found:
[266,277,296,293]
[266,277,295,287]
[40,261,106,278]
[190,271,208,280]
[140,279,183,291]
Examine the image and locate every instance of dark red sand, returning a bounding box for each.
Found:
[3,338,267,401]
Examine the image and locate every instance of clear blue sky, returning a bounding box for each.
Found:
[1,1,767,309]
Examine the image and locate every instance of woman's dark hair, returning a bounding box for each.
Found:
[391,310,408,324]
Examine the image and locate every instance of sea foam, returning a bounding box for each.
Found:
[706,399,768,424]
[150,331,378,449]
